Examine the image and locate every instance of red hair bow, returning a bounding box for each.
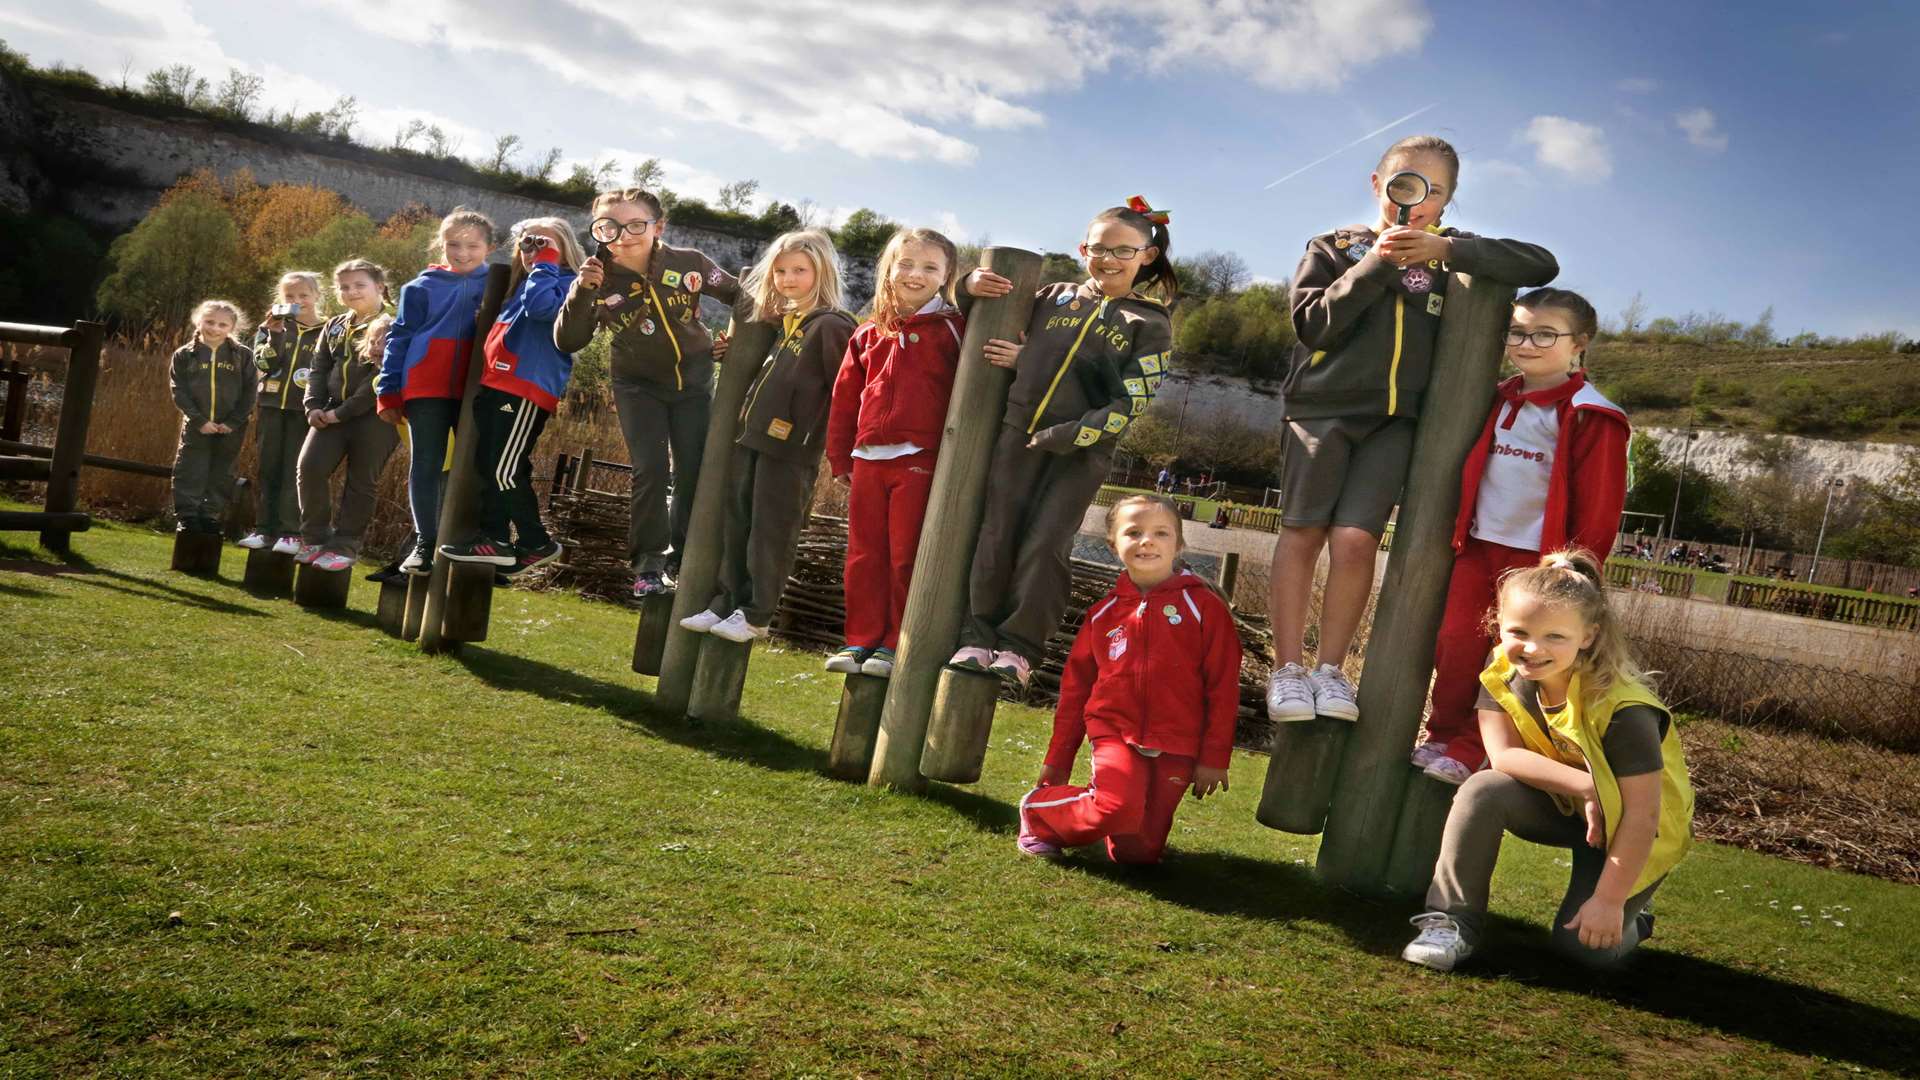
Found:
[1126,195,1170,225]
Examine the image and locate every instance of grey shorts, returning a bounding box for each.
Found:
[1279,415,1413,534]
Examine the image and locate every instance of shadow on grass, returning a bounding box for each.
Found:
[0,547,267,617]
[1078,848,1920,1073]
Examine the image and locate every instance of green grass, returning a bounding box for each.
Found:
[3,512,1918,1077]
[1609,556,1916,605]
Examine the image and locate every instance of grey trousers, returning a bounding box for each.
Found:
[297,414,400,555]
[710,445,817,626]
[612,376,710,573]
[253,408,307,536]
[1427,770,1662,968]
[172,422,246,521]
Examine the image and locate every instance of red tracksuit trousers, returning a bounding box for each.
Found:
[1428,536,1541,769]
[1021,737,1195,864]
[843,454,936,649]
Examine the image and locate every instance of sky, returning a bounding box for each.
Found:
[3,0,1918,338]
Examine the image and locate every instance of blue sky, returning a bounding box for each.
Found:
[4,0,1917,337]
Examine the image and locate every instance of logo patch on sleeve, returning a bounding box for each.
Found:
[1074,427,1100,447]
[1124,377,1145,396]
[1103,412,1129,433]
[1426,293,1445,316]
[684,271,702,292]
[661,270,683,288]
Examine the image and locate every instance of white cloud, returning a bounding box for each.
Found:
[1518,116,1612,181]
[1617,77,1659,94]
[1674,107,1729,152]
[1468,157,1533,186]
[931,210,971,244]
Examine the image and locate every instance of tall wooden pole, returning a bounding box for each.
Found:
[419,263,512,654]
[868,247,1041,790]
[41,321,103,554]
[1315,272,1513,893]
[656,287,778,715]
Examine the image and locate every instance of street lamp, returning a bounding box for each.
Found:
[1669,425,1701,543]
[1809,476,1845,584]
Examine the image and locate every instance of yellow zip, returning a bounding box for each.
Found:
[208,341,218,419]
[742,313,807,425]
[1387,295,1405,415]
[646,281,684,391]
[283,323,320,409]
[1028,295,1106,435]
[1308,349,1326,367]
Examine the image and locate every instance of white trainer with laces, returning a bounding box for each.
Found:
[237,531,268,549]
[1265,662,1316,722]
[271,535,302,556]
[294,544,323,565]
[1402,912,1472,971]
[710,610,768,643]
[1309,663,1360,721]
[313,552,355,573]
[679,609,724,633]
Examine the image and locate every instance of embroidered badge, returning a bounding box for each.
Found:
[1403,268,1434,294]
[661,269,682,288]
[1124,378,1145,396]
[908,333,920,343]
[767,418,793,440]
[1168,614,1182,625]
[1427,259,1440,269]
[1055,293,1073,306]
[292,367,312,389]
[1426,293,1445,316]
[328,322,345,338]
[1069,300,1082,312]
[262,379,281,394]
[1162,604,1177,618]
[641,319,656,335]
[684,271,702,292]
[603,294,626,311]
[1073,427,1100,447]
[1334,236,1351,249]
[1107,626,1128,661]
[1103,412,1128,433]
[1347,240,1372,261]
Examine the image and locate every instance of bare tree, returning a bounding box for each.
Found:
[717,179,760,213]
[213,68,264,121]
[391,119,429,152]
[486,133,522,173]
[630,157,665,189]
[1195,250,1251,296]
[423,124,459,158]
[793,198,823,228]
[142,64,210,108]
[532,147,564,182]
[1617,291,1647,336]
[320,95,358,140]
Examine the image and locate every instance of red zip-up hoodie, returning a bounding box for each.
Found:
[825,299,965,477]
[1451,372,1630,557]
[1044,569,1243,773]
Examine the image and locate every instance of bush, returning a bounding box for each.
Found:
[94,190,244,331]
[1600,373,1689,410]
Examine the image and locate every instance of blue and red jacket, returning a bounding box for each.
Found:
[375,263,490,412]
[481,248,576,411]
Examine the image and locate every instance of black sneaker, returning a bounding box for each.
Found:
[365,564,404,584]
[508,539,563,577]
[439,538,518,567]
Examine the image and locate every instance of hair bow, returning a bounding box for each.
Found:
[1126,195,1170,225]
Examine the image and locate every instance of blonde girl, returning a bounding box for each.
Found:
[168,299,257,533]
[296,259,400,572]
[242,270,328,553]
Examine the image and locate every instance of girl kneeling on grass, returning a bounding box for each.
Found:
[1017,494,1241,864]
[1403,549,1694,972]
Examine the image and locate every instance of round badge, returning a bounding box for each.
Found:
[908,332,920,343]
[292,367,312,389]
[1169,614,1182,625]
[1403,268,1434,294]
[1334,237,1351,249]
[1069,300,1082,312]
[684,272,703,293]
[641,318,656,335]
[1347,241,1371,262]
[1162,604,1177,617]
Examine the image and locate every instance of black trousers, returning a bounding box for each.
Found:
[471,385,552,548]
[612,376,709,573]
[172,421,247,522]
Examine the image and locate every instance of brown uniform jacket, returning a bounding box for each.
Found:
[736,308,859,462]
[169,339,256,428]
[251,320,326,413]
[303,312,385,421]
[1006,280,1173,454]
[553,240,741,395]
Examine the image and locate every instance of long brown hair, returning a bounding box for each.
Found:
[1496,548,1650,705]
[869,227,958,334]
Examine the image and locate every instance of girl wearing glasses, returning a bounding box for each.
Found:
[1416,287,1630,785]
[946,199,1177,689]
[554,188,742,599]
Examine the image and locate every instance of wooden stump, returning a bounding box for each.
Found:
[441,560,496,643]
[827,674,889,781]
[687,635,752,723]
[242,547,295,597]
[631,591,675,677]
[376,577,409,636]
[169,531,223,576]
[1255,718,1350,835]
[293,560,351,609]
[919,667,1002,784]
[401,573,430,641]
[1384,772,1460,898]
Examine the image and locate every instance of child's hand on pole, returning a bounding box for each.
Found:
[1191,765,1230,799]
[965,268,1014,298]
[982,337,1021,369]
[712,330,730,361]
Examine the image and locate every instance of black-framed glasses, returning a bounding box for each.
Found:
[1505,328,1576,348]
[1084,243,1143,260]
[589,216,656,243]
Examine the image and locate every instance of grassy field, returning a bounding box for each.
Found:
[3,512,1917,1077]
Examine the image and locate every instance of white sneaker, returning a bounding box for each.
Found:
[1424,756,1474,787]
[1410,741,1449,769]
[237,531,268,549]
[1265,662,1315,722]
[1309,663,1360,721]
[1402,912,1472,971]
[271,534,302,555]
[294,543,323,565]
[313,551,355,573]
[679,609,724,633]
[710,610,767,643]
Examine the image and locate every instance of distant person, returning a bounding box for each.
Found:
[1418,289,1627,786]
[1267,134,1558,727]
[1156,466,1171,493]
[295,260,401,573]
[1403,550,1693,972]
[169,300,257,535]
[241,271,327,555]
[1017,495,1240,863]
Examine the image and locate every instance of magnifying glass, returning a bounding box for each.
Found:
[1385,170,1430,225]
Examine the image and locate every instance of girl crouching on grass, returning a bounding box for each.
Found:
[169,300,256,535]
[1403,550,1694,972]
[1017,494,1241,864]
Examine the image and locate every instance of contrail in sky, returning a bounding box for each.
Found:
[1264,103,1441,190]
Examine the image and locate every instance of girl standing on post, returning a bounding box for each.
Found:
[296,259,400,573]
[169,300,256,535]
[241,271,327,554]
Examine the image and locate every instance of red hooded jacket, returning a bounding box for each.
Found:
[1452,372,1630,558]
[1044,569,1243,773]
[825,300,965,477]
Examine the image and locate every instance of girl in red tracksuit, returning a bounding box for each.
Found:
[822,227,964,679]
[1416,288,1630,785]
[1018,494,1242,864]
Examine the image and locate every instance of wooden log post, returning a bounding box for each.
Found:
[918,668,1002,784]
[442,560,496,642]
[293,560,352,608]
[1255,718,1348,835]
[656,285,778,715]
[41,321,103,554]
[1220,552,1240,606]
[376,576,409,636]
[1314,271,1516,895]
[1384,773,1460,897]
[418,264,512,654]
[869,247,1041,790]
[827,674,889,781]
[686,635,752,723]
[630,591,675,676]
[242,547,296,597]
[170,531,223,575]
[401,573,429,641]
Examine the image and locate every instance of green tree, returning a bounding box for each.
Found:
[142,64,209,108]
[0,210,104,323]
[1623,432,1721,542]
[94,190,243,331]
[834,208,899,259]
[213,68,264,121]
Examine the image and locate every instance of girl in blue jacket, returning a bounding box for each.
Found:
[440,218,582,573]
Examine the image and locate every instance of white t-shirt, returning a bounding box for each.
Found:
[1471,398,1558,551]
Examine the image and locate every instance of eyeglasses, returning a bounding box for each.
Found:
[589,216,656,243]
[1505,328,1577,348]
[1084,244,1144,260]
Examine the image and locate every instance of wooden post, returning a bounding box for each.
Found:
[1220,552,1240,606]
[442,560,496,642]
[41,321,103,553]
[1255,718,1348,834]
[0,361,29,442]
[1384,773,1459,897]
[827,674,889,781]
[686,635,752,723]
[170,532,223,575]
[401,573,429,641]
[571,449,592,494]
[1315,272,1515,894]
[376,576,409,636]
[242,547,295,597]
[869,247,1041,790]
[918,668,1002,784]
[656,285,777,715]
[293,560,351,608]
[630,591,675,676]
[418,264,511,654]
